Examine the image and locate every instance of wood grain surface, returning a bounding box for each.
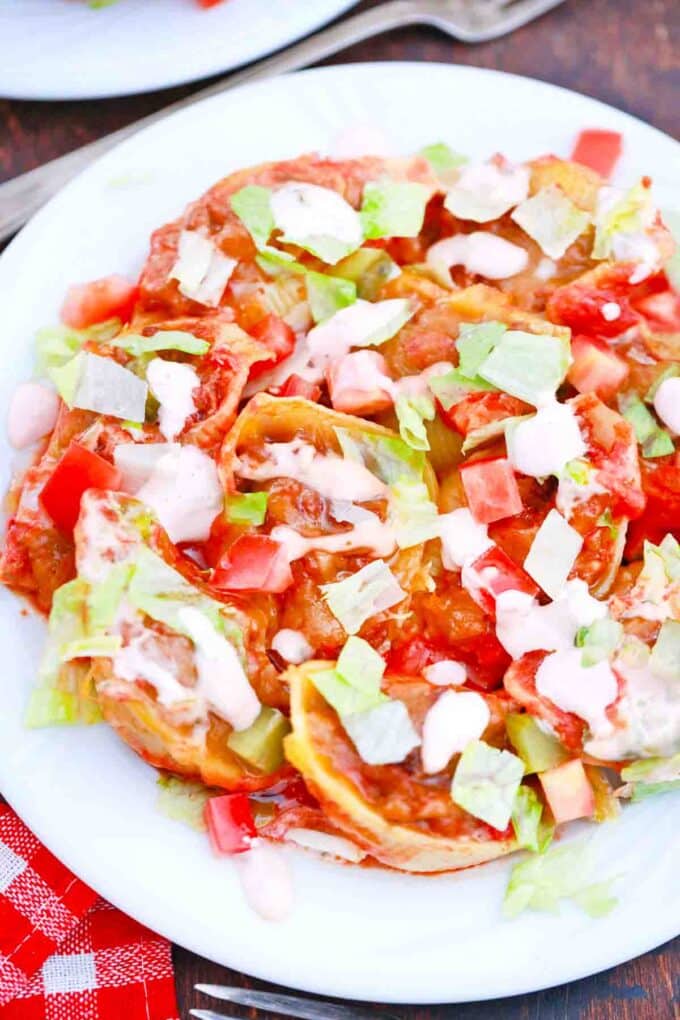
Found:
[1,0,678,1016]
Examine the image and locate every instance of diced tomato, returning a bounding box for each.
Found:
[60,274,137,329]
[197,0,224,6]
[548,282,638,339]
[503,651,585,751]
[625,458,680,558]
[460,457,523,524]
[204,794,256,855]
[248,315,296,379]
[573,393,646,520]
[387,636,450,676]
[327,350,394,416]
[439,391,531,436]
[570,129,623,179]
[634,288,680,332]
[212,534,293,593]
[463,544,539,616]
[567,335,629,400]
[39,443,122,534]
[539,759,595,824]
[277,374,321,401]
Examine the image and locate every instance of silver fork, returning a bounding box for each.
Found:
[0,0,565,245]
[192,983,402,1019]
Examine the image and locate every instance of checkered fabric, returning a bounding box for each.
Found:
[0,803,179,1019]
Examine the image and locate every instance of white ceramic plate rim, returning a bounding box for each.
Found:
[0,0,358,100]
[0,63,678,1004]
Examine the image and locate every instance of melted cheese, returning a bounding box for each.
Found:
[421,690,490,774]
[507,401,586,478]
[7,381,60,450]
[146,358,200,441]
[136,444,222,544]
[535,648,618,737]
[236,439,386,502]
[426,232,528,280]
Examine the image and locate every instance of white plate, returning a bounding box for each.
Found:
[0,0,358,100]
[0,64,678,1004]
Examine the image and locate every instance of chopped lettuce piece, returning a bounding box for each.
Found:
[271,182,364,265]
[505,714,569,774]
[418,142,468,175]
[224,491,269,526]
[306,271,357,324]
[524,509,583,599]
[61,634,121,660]
[576,617,623,666]
[35,319,121,376]
[337,635,386,692]
[511,785,554,853]
[227,706,291,773]
[503,841,618,919]
[462,415,526,455]
[342,699,420,765]
[649,620,680,680]
[50,350,148,422]
[456,320,507,379]
[87,561,135,632]
[643,429,674,459]
[620,754,680,800]
[662,209,680,289]
[335,427,425,485]
[112,330,209,358]
[619,392,673,458]
[230,185,275,250]
[451,740,524,831]
[388,478,440,549]
[321,560,406,634]
[592,181,654,261]
[511,185,590,259]
[428,366,496,411]
[360,180,429,240]
[477,330,571,406]
[156,774,210,832]
[394,392,435,451]
[311,667,387,716]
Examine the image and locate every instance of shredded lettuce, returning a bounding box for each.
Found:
[619,392,673,459]
[388,478,440,549]
[342,699,420,766]
[230,185,275,250]
[428,367,496,411]
[35,319,121,376]
[360,180,429,240]
[451,740,524,831]
[394,393,435,451]
[456,320,507,379]
[649,620,680,680]
[335,427,425,485]
[156,774,210,832]
[86,562,134,632]
[271,182,364,265]
[321,560,406,635]
[503,841,618,919]
[50,350,148,422]
[61,634,121,660]
[511,185,590,259]
[478,330,571,406]
[511,785,554,853]
[620,754,680,800]
[112,330,209,358]
[418,142,468,175]
[224,491,269,526]
[592,181,654,261]
[576,617,623,666]
[462,415,526,455]
[306,271,356,324]
[524,509,583,600]
[310,637,387,716]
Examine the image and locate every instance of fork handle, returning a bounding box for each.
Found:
[0,0,431,245]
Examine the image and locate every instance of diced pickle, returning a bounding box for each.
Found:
[506,713,570,774]
[227,706,291,773]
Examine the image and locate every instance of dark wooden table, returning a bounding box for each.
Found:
[1,0,678,1016]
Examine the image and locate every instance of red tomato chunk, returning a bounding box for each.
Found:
[460,458,523,524]
[213,534,293,593]
[40,443,122,534]
[570,129,622,178]
[249,315,296,379]
[60,274,137,329]
[205,794,256,855]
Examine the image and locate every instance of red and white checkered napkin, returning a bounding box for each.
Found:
[0,803,179,1020]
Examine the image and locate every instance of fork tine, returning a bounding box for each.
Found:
[194,984,399,1020]
[468,0,566,41]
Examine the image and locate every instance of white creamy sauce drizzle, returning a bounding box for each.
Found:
[653,377,680,434]
[113,442,177,493]
[495,580,606,660]
[584,655,680,760]
[271,629,314,665]
[284,828,366,862]
[146,357,200,441]
[7,381,60,450]
[534,257,557,281]
[236,438,386,503]
[113,631,194,713]
[423,660,467,686]
[327,350,394,414]
[556,463,607,520]
[136,444,222,544]
[535,648,618,737]
[601,301,621,321]
[177,606,260,732]
[305,298,412,374]
[270,181,363,253]
[426,232,528,280]
[506,400,586,478]
[438,507,492,570]
[444,160,530,222]
[170,229,237,307]
[270,517,395,562]
[235,840,294,922]
[421,690,490,774]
